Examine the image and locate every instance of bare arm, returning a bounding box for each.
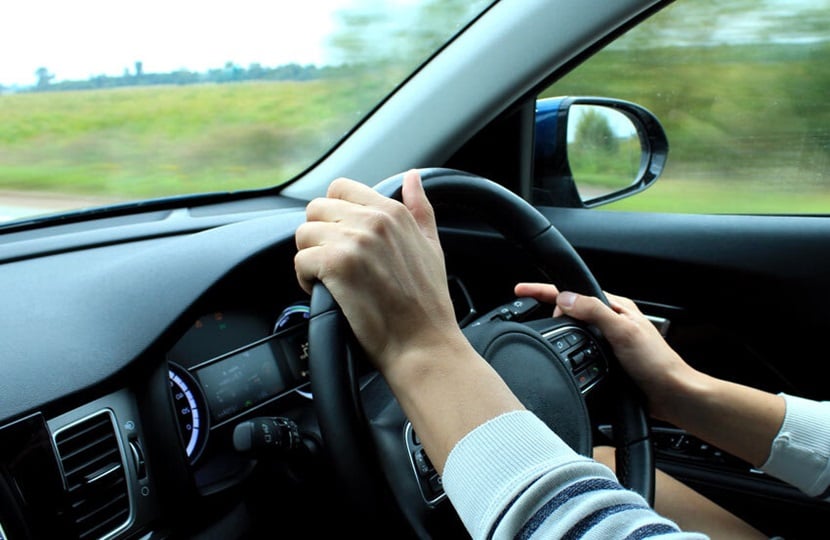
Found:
[514,283,785,467]
[295,171,524,473]
[294,176,707,538]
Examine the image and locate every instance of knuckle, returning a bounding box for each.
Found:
[386,200,409,219]
[294,223,309,246]
[327,177,351,196]
[328,241,360,273]
[583,296,606,317]
[364,208,393,236]
[304,197,326,218]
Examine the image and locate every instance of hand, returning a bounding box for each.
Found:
[513,282,695,421]
[294,170,464,374]
[296,170,523,472]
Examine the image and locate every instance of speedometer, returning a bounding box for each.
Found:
[168,363,208,464]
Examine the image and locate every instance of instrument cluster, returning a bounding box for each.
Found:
[166,302,311,465]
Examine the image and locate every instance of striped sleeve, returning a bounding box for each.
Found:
[442,410,708,540]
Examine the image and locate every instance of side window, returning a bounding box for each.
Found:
[541,1,830,214]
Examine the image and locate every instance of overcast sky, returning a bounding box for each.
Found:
[3,0,827,87]
[1,0,352,86]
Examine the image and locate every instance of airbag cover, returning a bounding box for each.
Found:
[463,321,591,455]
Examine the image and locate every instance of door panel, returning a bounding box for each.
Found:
[542,206,830,538]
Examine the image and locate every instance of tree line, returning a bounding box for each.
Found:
[10,61,340,94]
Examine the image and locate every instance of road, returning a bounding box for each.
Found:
[0,191,122,223]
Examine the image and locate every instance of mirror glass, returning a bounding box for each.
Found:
[567,105,642,202]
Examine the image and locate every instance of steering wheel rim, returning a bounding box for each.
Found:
[308,168,654,536]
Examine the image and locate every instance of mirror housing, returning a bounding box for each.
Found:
[532,96,668,208]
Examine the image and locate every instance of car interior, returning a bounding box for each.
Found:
[1,0,828,538]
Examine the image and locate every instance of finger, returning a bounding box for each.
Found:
[555,291,621,333]
[327,177,390,207]
[305,195,373,224]
[513,282,560,304]
[293,246,326,295]
[295,220,341,250]
[604,291,639,313]
[401,169,440,244]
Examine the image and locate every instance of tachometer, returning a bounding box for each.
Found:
[274,301,310,333]
[168,363,208,464]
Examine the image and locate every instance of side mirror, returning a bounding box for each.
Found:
[532,96,668,208]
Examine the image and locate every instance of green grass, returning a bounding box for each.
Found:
[1,42,829,215]
[604,176,830,214]
[0,78,381,198]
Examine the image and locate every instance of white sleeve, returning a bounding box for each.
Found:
[761,393,830,499]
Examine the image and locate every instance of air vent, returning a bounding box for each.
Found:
[54,411,130,540]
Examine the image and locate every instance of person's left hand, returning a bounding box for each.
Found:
[294,170,463,375]
[514,282,693,421]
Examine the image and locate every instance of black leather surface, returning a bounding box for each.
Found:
[463,321,592,455]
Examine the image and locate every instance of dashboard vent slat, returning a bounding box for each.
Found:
[55,411,131,539]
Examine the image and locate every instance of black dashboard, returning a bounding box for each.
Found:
[0,204,496,539]
[0,207,321,539]
[1,199,809,539]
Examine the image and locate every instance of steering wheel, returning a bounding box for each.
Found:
[308,168,654,538]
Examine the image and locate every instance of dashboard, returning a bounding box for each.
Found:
[0,202,819,539]
[0,197,490,539]
[0,209,324,539]
[0,301,319,540]
[168,274,477,489]
[166,305,312,474]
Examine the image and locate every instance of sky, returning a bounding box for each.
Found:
[1,0,352,86]
[3,0,827,88]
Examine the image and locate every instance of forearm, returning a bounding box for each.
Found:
[541,286,785,466]
[655,366,785,467]
[380,332,525,475]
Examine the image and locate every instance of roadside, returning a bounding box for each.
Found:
[0,190,124,223]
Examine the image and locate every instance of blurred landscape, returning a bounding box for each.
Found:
[0,74,382,198]
[549,40,830,213]
[1,0,828,218]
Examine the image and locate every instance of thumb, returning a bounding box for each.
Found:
[555,291,620,334]
[402,169,439,244]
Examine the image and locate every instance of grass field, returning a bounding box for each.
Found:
[0,78,375,198]
[603,175,830,214]
[1,51,829,217]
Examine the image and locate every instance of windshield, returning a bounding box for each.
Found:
[0,0,495,225]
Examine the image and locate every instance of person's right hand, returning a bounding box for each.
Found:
[514,283,697,421]
[294,170,467,379]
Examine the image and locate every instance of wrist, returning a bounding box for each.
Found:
[645,357,711,424]
[381,328,475,390]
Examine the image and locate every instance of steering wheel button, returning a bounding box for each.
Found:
[428,473,443,494]
[552,338,569,352]
[414,449,432,475]
[508,298,539,318]
[570,351,586,368]
[565,332,582,346]
[584,345,598,358]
